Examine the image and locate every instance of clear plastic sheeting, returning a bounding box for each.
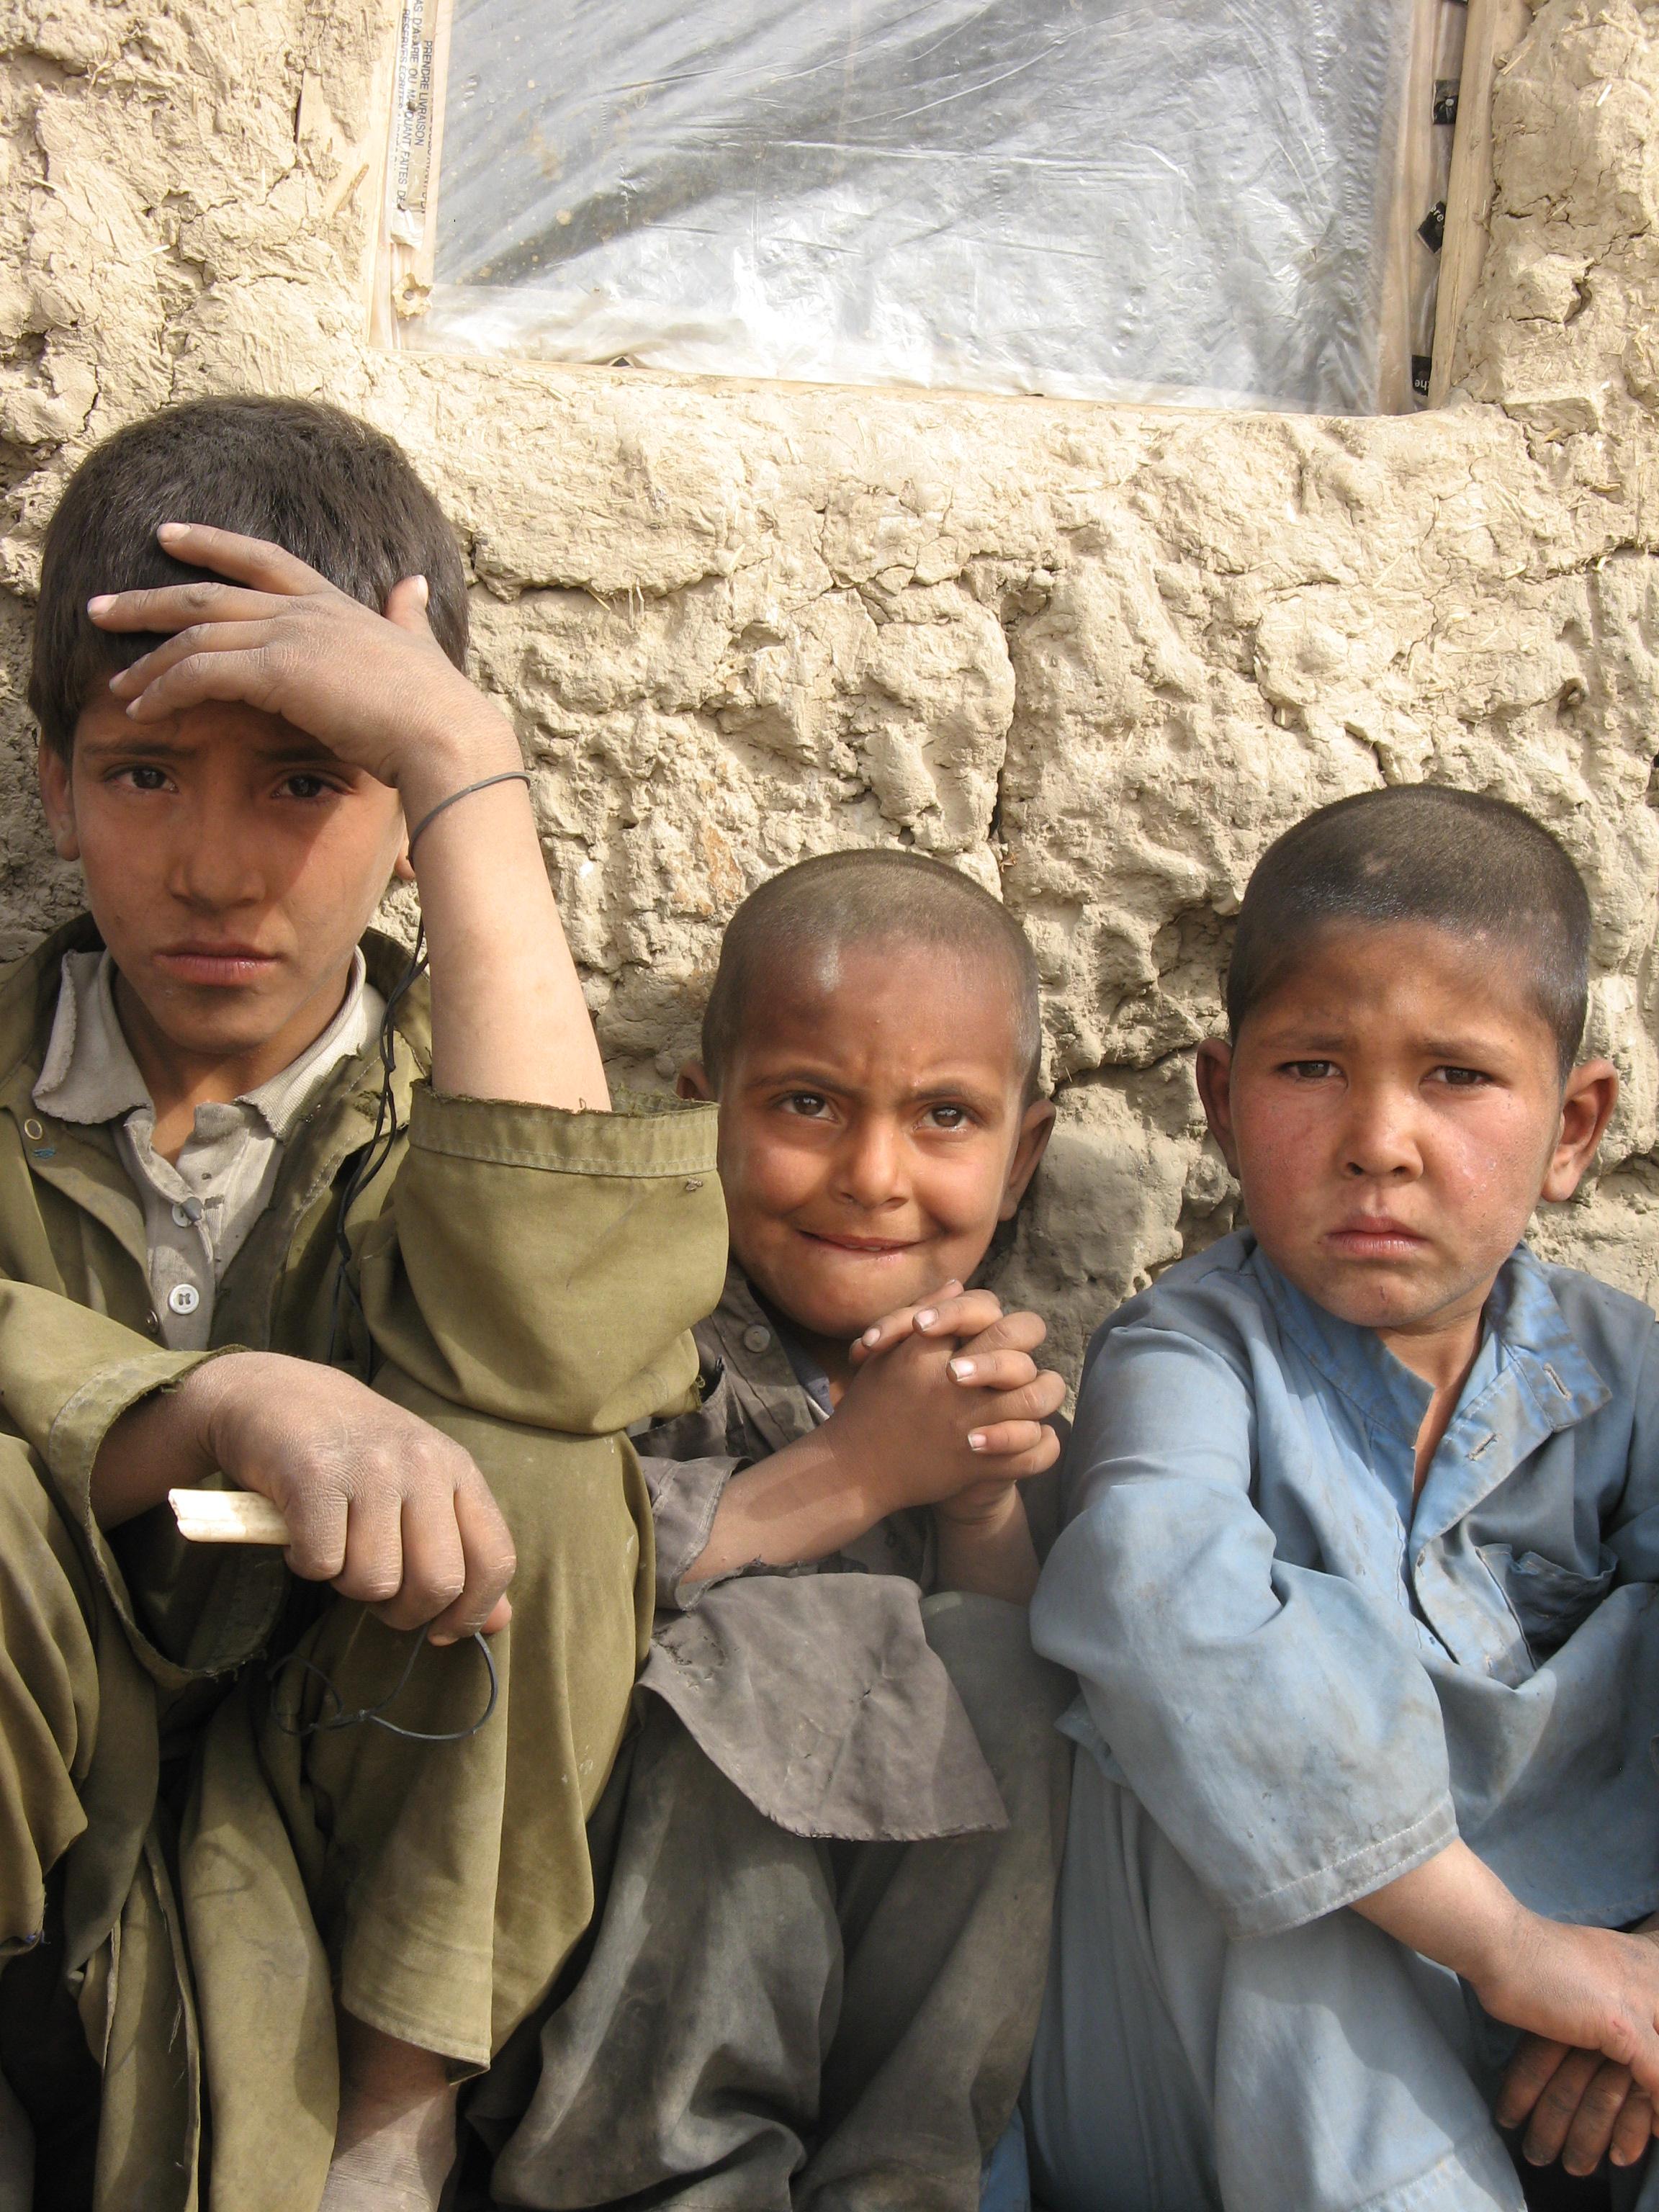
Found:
[398,0,1423,415]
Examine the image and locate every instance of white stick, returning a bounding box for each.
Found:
[168,1488,292,1546]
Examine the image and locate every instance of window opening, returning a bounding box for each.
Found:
[377,0,1478,417]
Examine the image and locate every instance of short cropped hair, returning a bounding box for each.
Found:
[702,850,1045,1100]
[30,395,468,758]
[1228,786,1591,1077]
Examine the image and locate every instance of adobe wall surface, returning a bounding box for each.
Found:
[1,0,1655,1373]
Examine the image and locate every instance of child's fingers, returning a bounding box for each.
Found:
[850,1281,967,1363]
[276,1488,351,1588]
[109,620,289,701]
[968,1368,1067,1427]
[89,579,285,635]
[152,520,334,596]
[382,573,434,634]
[330,1489,408,1613]
[965,1419,1061,1471]
[956,1310,1048,1362]
[911,1288,1002,1337]
[1611,2085,1655,2166]
[425,1480,519,1645]
[118,637,297,723]
[1519,2046,1607,2164]
[948,1349,1038,1391]
[1560,2063,1641,2175]
[371,1494,467,1637]
[1496,2035,1570,2130]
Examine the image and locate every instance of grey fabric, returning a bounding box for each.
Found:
[633,1267,1005,1842]
[467,1592,1072,2212]
[34,947,381,1348]
[1027,1758,1659,2212]
[1033,1233,1659,1939]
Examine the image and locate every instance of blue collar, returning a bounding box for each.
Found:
[1246,1238,1609,1536]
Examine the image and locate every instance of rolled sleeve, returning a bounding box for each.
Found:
[643,1452,745,1609]
[358,1088,726,1435]
[1031,1320,1457,1938]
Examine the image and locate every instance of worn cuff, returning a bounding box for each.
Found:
[644,1453,745,1608]
[409,1084,721,1177]
[48,1346,287,1686]
[1218,1796,1461,1938]
[362,1087,726,1437]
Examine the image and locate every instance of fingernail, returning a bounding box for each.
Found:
[950,1358,976,1380]
[916,1308,937,1328]
[87,595,114,614]
[156,521,187,539]
[428,1630,456,1647]
[967,1431,987,1451]
[861,1326,881,1346]
[412,572,429,605]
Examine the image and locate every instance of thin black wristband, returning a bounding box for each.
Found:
[405,768,531,859]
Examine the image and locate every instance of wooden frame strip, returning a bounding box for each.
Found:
[1429,0,1532,403]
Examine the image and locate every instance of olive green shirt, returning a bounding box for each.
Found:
[0,913,727,2211]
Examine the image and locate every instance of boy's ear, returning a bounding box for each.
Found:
[1541,1058,1619,1204]
[36,739,81,862]
[676,1058,715,1102]
[1194,1038,1240,1173]
[997,1097,1057,1220]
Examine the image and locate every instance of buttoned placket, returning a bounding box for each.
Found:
[1256,1247,1611,1682]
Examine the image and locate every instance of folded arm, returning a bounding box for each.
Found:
[1032,1318,1457,1934]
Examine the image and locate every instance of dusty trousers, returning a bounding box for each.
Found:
[1026,1758,1659,2212]
[0,1406,653,2212]
[463,1593,1074,2212]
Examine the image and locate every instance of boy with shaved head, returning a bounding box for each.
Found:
[1030,786,1659,2211]
[462,850,1074,2212]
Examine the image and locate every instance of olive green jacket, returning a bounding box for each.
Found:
[0,914,726,2210]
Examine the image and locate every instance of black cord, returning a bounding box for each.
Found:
[268,1624,499,1743]
[287,921,501,1745]
[327,922,428,1372]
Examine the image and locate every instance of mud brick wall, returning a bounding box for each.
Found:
[1,0,1655,1371]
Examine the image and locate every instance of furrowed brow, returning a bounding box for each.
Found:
[78,734,190,761]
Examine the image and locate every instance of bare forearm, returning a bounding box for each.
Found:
[685,1431,887,1583]
[400,733,610,1113]
[1349,1837,1524,1981]
[935,1490,1039,1602]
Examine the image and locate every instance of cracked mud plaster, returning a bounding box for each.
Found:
[2,0,1659,1377]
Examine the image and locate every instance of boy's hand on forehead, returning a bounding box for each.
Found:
[89,523,518,814]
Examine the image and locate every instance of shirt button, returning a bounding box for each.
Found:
[743,1325,772,1354]
[145,1310,161,1335]
[171,1198,205,1227]
[167,1283,202,1316]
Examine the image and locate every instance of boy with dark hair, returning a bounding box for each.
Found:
[463,848,1074,2212]
[1028,784,1659,2212]
[0,395,724,2211]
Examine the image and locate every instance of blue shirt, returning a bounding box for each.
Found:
[1031,1231,1659,1939]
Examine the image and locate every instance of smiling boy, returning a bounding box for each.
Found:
[1028,786,1659,2212]
[0,397,723,2212]
[463,850,1073,2212]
